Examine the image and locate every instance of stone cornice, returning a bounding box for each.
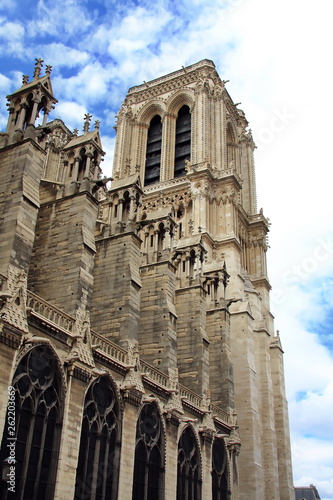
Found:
[129,59,216,93]
[127,60,220,103]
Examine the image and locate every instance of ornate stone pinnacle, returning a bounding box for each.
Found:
[22,75,29,85]
[45,65,52,75]
[83,113,92,133]
[94,120,100,130]
[33,58,44,80]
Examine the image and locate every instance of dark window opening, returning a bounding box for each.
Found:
[174,105,191,178]
[212,439,229,500]
[74,377,120,500]
[0,345,63,500]
[132,403,164,500]
[226,124,236,169]
[145,115,162,186]
[177,426,201,500]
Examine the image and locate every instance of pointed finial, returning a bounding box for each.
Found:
[94,120,100,130]
[45,65,52,75]
[83,113,92,134]
[33,58,44,80]
[22,75,29,85]
[73,128,79,136]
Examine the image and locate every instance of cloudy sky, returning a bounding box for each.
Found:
[1,0,332,497]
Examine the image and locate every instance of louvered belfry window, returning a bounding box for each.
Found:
[212,439,229,500]
[177,426,201,500]
[174,105,191,178]
[74,377,120,500]
[144,115,162,186]
[0,344,63,500]
[132,403,164,500]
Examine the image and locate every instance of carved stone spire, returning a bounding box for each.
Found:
[83,113,92,134]
[33,58,44,80]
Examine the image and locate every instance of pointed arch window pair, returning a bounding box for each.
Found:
[177,426,201,500]
[144,106,191,186]
[0,344,63,500]
[212,438,229,500]
[74,376,120,500]
[132,403,164,500]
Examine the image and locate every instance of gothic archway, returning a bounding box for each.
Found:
[177,426,201,500]
[74,376,121,500]
[212,438,229,500]
[132,403,164,500]
[0,343,65,500]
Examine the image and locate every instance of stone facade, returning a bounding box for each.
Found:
[0,59,294,500]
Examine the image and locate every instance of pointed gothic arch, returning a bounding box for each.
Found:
[0,343,65,500]
[177,425,202,500]
[212,438,229,500]
[74,375,121,500]
[174,105,191,178]
[226,122,237,169]
[132,402,165,500]
[144,115,162,186]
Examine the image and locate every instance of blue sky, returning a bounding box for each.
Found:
[1,0,333,497]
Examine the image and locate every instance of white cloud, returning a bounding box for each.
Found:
[0,19,25,56]
[0,0,16,9]
[0,73,11,92]
[26,0,93,39]
[53,101,87,132]
[292,436,333,499]
[100,134,115,178]
[289,380,333,437]
[52,62,114,107]
[37,44,90,69]
[0,19,24,40]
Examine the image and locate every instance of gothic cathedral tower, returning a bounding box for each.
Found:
[0,59,294,500]
[105,59,294,500]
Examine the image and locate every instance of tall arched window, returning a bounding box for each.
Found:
[212,439,229,500]
[177,426,201,500]
[0,344,64,500]
[226,124,236,168]
[174,105,191,178]
[74,377,120,500]
[145,115,162,186]
[132,403,164,500]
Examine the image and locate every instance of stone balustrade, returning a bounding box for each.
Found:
[141,360,169,388]
[179,384,203,409]
[211,404,231,424]
[90,329,127,365]
[27,291,75,333]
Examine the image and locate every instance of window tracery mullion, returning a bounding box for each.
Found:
[144,455,149,500]
[91,429,102,500]
[77,418,90,498]
[32,405,49,498]
[99,425,110,498]
[18,404,36,500]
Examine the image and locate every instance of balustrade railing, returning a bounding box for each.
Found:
[141,360,169,388]
[27,291,75,333]
[179,384,203,409]
[211,404,231,424]
[90,330,127,365]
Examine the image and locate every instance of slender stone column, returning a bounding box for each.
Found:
[83,154,92,179]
